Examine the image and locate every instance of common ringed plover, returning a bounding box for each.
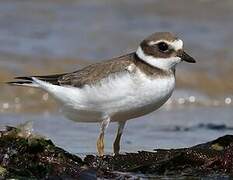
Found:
[8,32,196,156]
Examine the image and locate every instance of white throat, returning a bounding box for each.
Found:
[136,46,181,70]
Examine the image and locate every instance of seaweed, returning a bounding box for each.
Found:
[0,124,233,179]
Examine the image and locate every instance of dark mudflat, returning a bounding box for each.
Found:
[0,125,233,179]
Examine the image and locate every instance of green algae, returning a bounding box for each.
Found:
[0,166,7,177]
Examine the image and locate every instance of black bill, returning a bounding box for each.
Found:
[177,50,196,63]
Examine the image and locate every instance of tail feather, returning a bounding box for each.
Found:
[15,76,33,81]
[7,80,39,87]
[7,81,31,84]
[7,73,66,87]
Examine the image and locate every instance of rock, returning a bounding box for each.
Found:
[85,135,233,178]
[0,123,233,179]
[0,124,89,179]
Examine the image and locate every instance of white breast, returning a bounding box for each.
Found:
[32,69,175,122]
[109,69,175,121]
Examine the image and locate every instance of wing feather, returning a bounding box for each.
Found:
[7,53,135,88]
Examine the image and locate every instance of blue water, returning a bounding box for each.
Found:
[1,106,233,156]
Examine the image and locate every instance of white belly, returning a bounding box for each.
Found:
[36,70,175,123]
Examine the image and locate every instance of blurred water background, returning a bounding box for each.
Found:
[0,0,233,155]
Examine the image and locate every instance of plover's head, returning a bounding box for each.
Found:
[136,32,196,70]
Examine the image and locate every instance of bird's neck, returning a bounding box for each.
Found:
[135,46,180,71]
[133,52,174,77]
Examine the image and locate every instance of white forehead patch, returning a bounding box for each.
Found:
[172,40,183,51]
[148,39,183,51]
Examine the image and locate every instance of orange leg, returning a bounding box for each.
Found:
[97,117,110,156]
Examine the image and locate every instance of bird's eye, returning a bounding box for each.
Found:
[157,42,169,52]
